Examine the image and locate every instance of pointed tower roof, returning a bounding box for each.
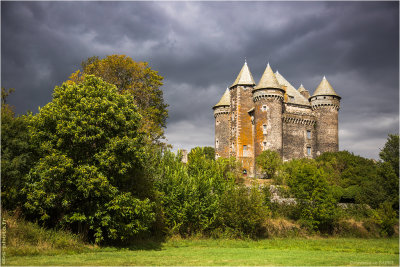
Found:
[254,63,281,90]
[298,84,308,93]
[312,76,340,97]
[230,61,256,88]
[275,71,309,105]
[213,88,230,108]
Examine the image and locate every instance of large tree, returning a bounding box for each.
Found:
[68,55,168,144]
[22,76,155,243]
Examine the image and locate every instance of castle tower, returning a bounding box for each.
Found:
[298,84,310,99]
[252,63,285,160]
[310,76,341,155]
[229,61,256,176]
[213,88,231,158]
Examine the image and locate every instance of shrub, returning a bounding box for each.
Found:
[218,184,269,238]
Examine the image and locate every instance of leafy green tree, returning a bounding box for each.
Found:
[284,159,338,232]
[379,134,399,177]
[1,88,36,210]
[256,150,282,179]
[22,76,155,243]
[188,146,215,161]
[316,151,397,210]
[68,55,168,144]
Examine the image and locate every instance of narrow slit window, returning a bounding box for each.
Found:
[307,147,311,156]
[307,130,311,139]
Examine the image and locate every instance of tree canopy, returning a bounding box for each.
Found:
[68,55,168,144]
[22,76,155,243]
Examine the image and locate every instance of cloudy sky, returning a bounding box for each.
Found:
[2,1,399,159]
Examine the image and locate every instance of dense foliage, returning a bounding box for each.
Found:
[284,159,338,232]
[1,88,36,210]
[256,150,282,179]
[151,149,268,238]
[68,55,168,144]
[21,76,155,243]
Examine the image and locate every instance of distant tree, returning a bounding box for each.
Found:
[256,150,282,179]
[379,134,399,177]
[22,76,155,243]
[68,55,168,144]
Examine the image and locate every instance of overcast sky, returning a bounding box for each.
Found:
[2,1,399,159]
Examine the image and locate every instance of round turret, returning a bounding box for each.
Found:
[252,63,285,159]
[213,88,231,158]
[310,76,341,155]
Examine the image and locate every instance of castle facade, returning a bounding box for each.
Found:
[213,62,341,177]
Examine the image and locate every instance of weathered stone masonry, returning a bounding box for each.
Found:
[212,62,341,177]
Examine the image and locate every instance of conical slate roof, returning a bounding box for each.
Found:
[298,84,308,93]
[275,71,309,105]
[254,63,281,90]
[230,61,256,87]
[312,76,339,97]
[213,88,230,108]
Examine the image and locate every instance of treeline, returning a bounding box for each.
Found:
[1,55,398,245]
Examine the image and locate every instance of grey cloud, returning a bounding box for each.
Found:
[1,1,398,159]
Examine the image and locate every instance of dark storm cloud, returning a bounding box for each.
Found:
[1,1,398,159]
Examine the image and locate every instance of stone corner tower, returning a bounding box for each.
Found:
[310,76,341,155]
[229,61,256,176]
[213,88,231,159]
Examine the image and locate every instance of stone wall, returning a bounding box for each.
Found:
[282,103,317,160]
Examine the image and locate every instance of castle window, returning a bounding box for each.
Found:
[243,145,247,150]
[243,145,248,157]
[216,139,219,148]
[307,147,311,156]
[262,105,267,111]
[307,130,311,139]
[215,153,220,159]
[289,95,295,102]
[263,124,267,134]
[263,141,267,150]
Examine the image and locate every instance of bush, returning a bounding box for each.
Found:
[217,184,269,238]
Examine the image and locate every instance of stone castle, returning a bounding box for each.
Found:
[212,61,340,177]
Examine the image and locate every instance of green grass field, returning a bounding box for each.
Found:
[6,237,399,266]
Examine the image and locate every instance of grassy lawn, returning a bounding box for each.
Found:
[5,237,399,266]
